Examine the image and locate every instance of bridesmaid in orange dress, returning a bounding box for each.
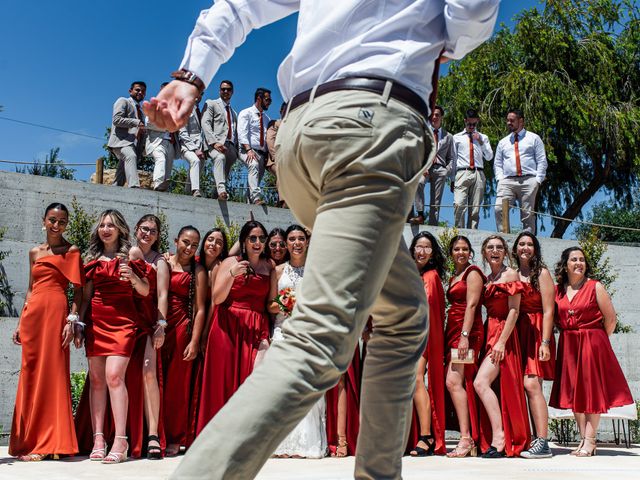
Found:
[10,203,84,461]
[474,235,530,458]
[445,235,484,458]
[512,232,556,459]
[162,226,207,456]
[550,247,633,457]
[406,231,446,456]
[197,221,272,435]
[79,209,150,464]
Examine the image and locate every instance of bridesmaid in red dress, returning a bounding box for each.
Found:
[445,236,484,458]
[10,203,84,461]
[406,231,446,456]
[550,247,633,457]
[162,226,207,456]
[130,214,170,459]
[197,221,272,434]
[474,235,530,458]
[79,209,150,464]
[512,232,555,459]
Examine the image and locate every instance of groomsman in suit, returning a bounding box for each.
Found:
[178,96,205,196]
[147,82,178,191]
[107,81,146,187]
[409,105,455,225]
[237,88,272,205]
[201,80,238,200]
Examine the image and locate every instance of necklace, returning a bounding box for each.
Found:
[488,265,506,283]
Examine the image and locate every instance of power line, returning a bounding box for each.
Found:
[0,115,103,141]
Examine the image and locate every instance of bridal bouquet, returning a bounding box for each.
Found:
[274,287,296,317]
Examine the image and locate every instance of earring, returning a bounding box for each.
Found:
[42,226,46,231]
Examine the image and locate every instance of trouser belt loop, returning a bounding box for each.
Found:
[381,80,393,106]
[284,97,293,120]
[308,85,319,104]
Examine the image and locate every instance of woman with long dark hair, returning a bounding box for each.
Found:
[406,231,447,456]
[162,226,207,456]
[550,247,633,457]
[196,220,273,434]
[266,227,288,266]
[512,232,555,459]
[10,203,84,461]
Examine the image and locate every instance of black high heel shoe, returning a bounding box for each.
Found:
[147,435,162,460]
[410,434,436,457]
[481,446,506,458]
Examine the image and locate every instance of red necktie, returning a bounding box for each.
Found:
[433,128,439,146]
[514,132,522,176]
[259,111,264,147]
[469,133,475,169]
[226,105,232,141]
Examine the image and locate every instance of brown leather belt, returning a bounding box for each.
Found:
[287,77,430,119]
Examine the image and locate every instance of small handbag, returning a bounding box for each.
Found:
[450,348,475,364]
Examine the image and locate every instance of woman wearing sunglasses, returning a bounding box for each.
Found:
[266,227,288,266]
[196,221,273,435]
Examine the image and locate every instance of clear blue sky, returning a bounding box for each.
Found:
[0,0,591,237]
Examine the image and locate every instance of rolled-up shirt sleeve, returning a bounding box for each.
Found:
[180,0,300,87]
[443,0,500,60]
[535,135,548,184]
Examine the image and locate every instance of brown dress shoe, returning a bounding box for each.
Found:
[409,214,425,225]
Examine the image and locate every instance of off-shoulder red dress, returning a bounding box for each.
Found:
[478,281,530,457]
[10,250,84,457]
[550,280,633,413]
[406,269,446,455]
[444,265,485,443]
[518,282,555,380]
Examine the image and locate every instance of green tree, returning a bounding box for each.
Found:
[65,197,97,257]
[438,0,640,238]
[17,147,75,180]
[575,201,640,243]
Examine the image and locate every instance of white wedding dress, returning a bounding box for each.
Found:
[272,262,327,458]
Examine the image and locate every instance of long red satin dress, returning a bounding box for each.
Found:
[10,250,84,456]
[196,270,270,434]
[518,282,555,380]
[444,265,485,443]
[161,270,197,448]
[74,257,148,455]
[550,280,633,413]
[478,281,530,457]
[406,269,446,455]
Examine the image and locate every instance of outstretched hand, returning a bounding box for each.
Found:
[143,80,199,132]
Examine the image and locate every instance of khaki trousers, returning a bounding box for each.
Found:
[495,175,540,233]
[210,142,238,194]
[171,88,434,480]
[111,145,140,187]
[428,165,449,226]
[453,168,485,229]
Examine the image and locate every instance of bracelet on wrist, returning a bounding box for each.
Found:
[541,339,551,346]
[66,313,86,329]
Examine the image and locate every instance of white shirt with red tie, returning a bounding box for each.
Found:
[494,129,547,184]
[237,105,271,152]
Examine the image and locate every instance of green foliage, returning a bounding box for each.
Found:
[169,165,189,195]
[437,226,459,278]
[65,197,97,257]
[156,210,169,254]
[0,226,16,315]
[629,401,640,443]
[16,147,75,180]
[214,217,241,251]
[438,0,640,238]
[549,418,580,443]
[575,202,640,243]
[70,371,87,415]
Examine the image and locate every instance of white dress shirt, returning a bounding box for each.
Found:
[180,1,500,101]
[494,129,547,184]
[452,130,493,173]
[237,105,271,151]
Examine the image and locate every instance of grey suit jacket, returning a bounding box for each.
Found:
[430,128,455,175]
[201,98,237,150]
[107,97,144,148]
[178,107,204,152]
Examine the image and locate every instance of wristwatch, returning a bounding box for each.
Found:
[156,319,168,329]
[461,330,469,338]
[170,69,206,94]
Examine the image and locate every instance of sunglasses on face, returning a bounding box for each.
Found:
[415,246,433,253]
[248,235,267,244]
[220,87,233,92]
[139,226,158,235]
[269,241,286,249]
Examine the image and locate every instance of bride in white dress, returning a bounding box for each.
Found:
[268,225,327,458]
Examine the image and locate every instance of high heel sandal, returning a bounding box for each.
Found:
[446,436,477,458]
[102,435,128,464]
[147,434,162,460]
[571,437,585,456]
[89,432,107,461]
[575,437,597,457]
[410,434,436,457]
[333,436,348,457]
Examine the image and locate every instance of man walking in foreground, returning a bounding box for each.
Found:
[144,2,499,478]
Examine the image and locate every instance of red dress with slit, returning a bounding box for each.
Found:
[444,265,485,443]
[10,250,84,456]
[518,282,555,380]
[406,269,446,455]
[550,280,633,413]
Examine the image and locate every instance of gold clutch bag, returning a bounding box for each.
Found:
[450,348,475,364]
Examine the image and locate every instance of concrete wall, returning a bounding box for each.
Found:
[1,171,639,440]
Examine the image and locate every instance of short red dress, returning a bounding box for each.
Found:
[196,271,270,434]
[10,250,84,457]
[406,269,446,455]
[479,281,530,457]
[550,280,633,413]
[444,265,485,443]
[518,281,555,380]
